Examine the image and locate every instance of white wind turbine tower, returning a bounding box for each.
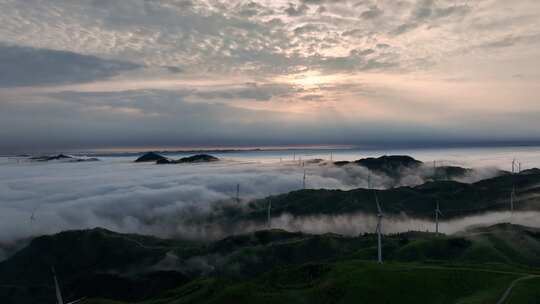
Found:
[52,267,85,304]
[435,201,443,235]
[509,159,518,222]
[29,208,37,234]
[30,208,37,225]
[375,192,384,264]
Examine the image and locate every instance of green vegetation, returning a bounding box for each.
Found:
[5,156,540,303]
[157,154,219,164]
[505,277,540,304]
[81,262,522,304]
[2,224,540,303]
[241,171,540,222]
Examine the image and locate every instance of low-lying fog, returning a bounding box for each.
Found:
[1,146,540,260]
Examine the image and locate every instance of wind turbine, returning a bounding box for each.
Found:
[30,208,36,224]
[302,170,306,189]
[52,267,85,304]
[29,207,38,234]
[435,201,443,235]
[375,192,384,264]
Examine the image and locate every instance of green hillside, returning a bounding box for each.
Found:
[83,262,523,304]
[2,224,540,303]
[241,171,540,221]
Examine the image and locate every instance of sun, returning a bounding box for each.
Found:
[275,70,342,89]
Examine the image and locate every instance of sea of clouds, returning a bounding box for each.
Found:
[1,147,540,260]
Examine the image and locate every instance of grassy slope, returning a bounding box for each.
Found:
[5,225,540,304]
[84,261,520,304]
[242,172,540,221]
[80,225,540,304]
[505,277,540,304]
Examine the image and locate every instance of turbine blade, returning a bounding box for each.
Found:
[66,298,86,304]
[52,267,64,304]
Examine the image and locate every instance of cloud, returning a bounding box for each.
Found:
[360,6,383,19]
[0,0,535,78]
[256,211,540,237]
[293,24,325,35]
[285,3,309,16]
[314,48,399,72]
[0,0,539,149]
[391,0,471,35]
[0,158,347,244]
[0,151,508,249]
[0,44,140,87]
[476,33,540,50]
[164,66,183,74]
[0,89,438,152]
[193,83,296,101]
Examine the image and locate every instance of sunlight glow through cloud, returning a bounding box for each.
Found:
[0,0,539,151]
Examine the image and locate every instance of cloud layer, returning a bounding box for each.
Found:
[0,43,140,87]
[0,150,517,249]
[0,0,539,151]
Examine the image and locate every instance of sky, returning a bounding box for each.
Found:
[0,0,539,152]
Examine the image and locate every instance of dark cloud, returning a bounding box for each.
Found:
[164,66,183,73]
[293,24,325,35]
[341,29,365,37]
[0,89,482,152]
[391,0,470,35]
[300,94,324,101]
[300,0,325,4]
[194,83,295,101]
[0,44,140,87]
[0,90,300,151]
[235,1,272,17]
[360,6,383,19]
[285,3,309,16]
[314,48,398,72]
[477,33,540,49]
